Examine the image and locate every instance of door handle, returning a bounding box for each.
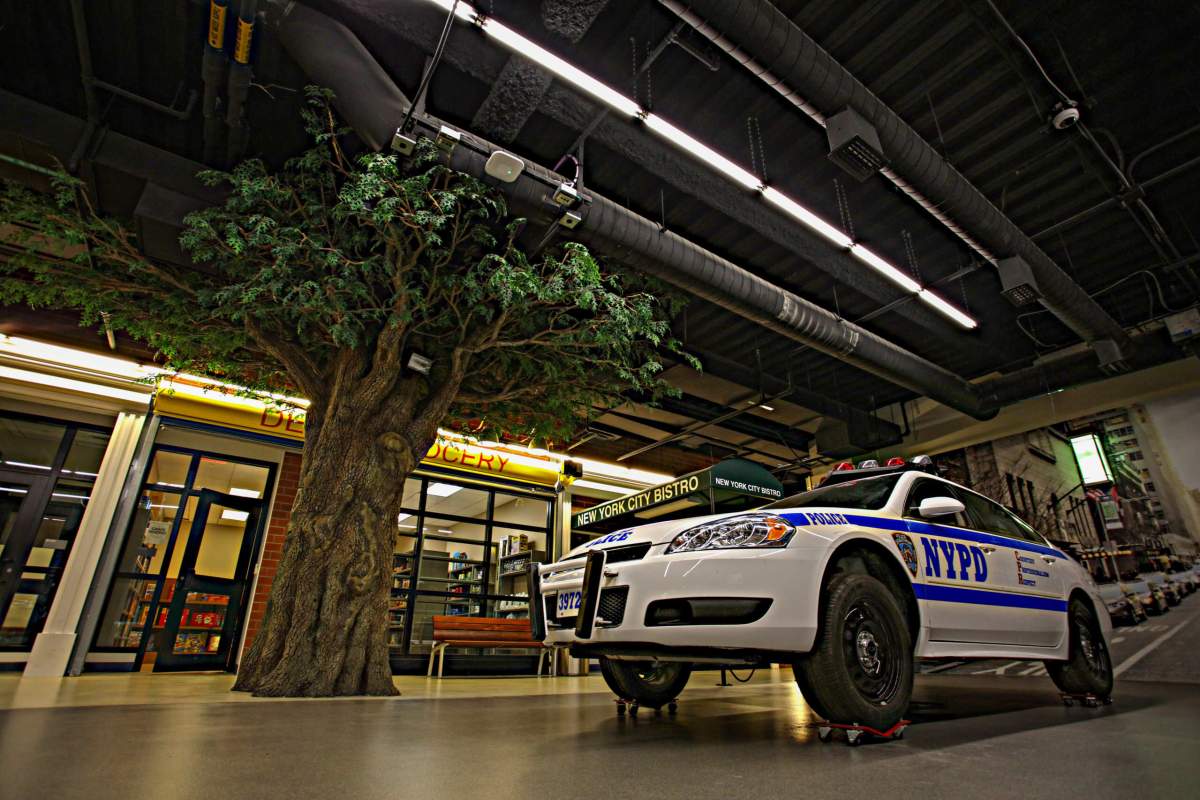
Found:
[1042,555,1057,564]
[980,546,997,554]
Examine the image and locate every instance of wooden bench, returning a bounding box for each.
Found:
[427,615,555,677]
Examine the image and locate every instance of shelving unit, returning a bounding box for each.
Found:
[495,549,543,619]
[389,553,412,648]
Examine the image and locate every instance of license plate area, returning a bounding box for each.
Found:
[555,590,582,619]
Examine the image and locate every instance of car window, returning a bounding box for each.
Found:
[763,473,903,511]
[953,488,1034,541]
[904,479,966,527]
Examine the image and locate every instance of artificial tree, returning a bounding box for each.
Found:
[0,93,685,696]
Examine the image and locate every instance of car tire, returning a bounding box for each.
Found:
[794,573,913,729]
[603,659,691,708]
[791,660,833,720]
[1046,597,1114,698]
[599,656,631,700]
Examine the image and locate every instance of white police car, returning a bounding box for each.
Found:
[535,457,1113,728]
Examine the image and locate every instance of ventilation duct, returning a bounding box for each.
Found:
[269,1,995,420]
[657,0,1133,361]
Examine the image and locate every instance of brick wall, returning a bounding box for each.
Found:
[241,450,302,657]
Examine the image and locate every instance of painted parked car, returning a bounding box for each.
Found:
[1124,578,1169,615]
[1145,571,1182,606]
[536,458,1114,728]
[1096,581,1146,626]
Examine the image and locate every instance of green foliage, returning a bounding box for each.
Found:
[0,90,687,445]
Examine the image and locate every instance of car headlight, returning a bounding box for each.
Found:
[665,513,796,554]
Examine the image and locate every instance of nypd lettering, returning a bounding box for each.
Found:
[920,536,988,583]
[585,530,632,548]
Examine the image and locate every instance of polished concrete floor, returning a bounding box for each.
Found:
[3,599,1198,800]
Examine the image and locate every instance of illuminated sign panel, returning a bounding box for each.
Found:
[1070,434,1113,485]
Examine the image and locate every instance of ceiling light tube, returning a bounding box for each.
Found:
[642,114,761,189]
[761,188,852,248]
[482,18,641,117]
[0,365,153,405]
[427,0,475,22]
[848,244,922,294]
[918,290,978,330]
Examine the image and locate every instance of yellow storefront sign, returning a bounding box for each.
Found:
[153,381,563,486]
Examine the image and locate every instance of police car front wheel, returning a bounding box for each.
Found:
[794,573,913,729]
[601,658,692,709]
[1046,597,1114,698]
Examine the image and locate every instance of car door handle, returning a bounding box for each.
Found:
[1042,556,1057,564]
[980,546,997,554]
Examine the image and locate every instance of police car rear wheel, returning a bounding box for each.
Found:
[797,573,913,729]
[604,659,691,708]
[1046,598,1113,698]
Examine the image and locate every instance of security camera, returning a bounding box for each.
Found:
[1051,105,1080,130]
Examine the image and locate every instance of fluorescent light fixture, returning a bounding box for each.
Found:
[397,513,411,524]
[848,244,921,294]
[2,460,51,470]
[761,188,853,248]
[399,524,417,530]
[0,487,29,495]
[759,404,775,412]
[229,487,260,499]
[51,492,90,500]
[482,17,640,117]
[917,290,978,330]
[157,482,186,489]
[642,114,761,189]
[427,482,462,497]
[0,365,153,405]
[414,1,980,332]
[221,508,250,522]
[0,335,151,379]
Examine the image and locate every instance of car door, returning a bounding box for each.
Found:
[950,488,1066,647]
[903,478,1022,645]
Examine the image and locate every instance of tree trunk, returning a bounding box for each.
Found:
[233,397,420,697]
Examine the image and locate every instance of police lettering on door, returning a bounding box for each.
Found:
[919,536,989,582]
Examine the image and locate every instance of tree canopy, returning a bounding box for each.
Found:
[0,91,686,449]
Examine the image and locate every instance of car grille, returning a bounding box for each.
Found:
[557,542,652,565]
[597,587,629,627]
[544,587,630,628]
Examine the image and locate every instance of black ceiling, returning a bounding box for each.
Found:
[2,0,1197,482]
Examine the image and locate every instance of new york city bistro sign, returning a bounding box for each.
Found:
[572,459,784,529]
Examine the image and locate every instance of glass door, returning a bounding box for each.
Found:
[153,489,264,671]
[0,472,52,646]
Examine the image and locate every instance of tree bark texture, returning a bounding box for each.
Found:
[233,388,427,696]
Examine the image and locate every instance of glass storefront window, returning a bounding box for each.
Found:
[0,416,66,471]
[116,491,184,574]
[391,475,555,657]
[62,429,112,476]
[193,457,270,497]
[0,414,111,650]
[145,450,190,488]
[93,576,158,648]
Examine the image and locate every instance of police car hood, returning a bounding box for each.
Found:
[565,506,858,559]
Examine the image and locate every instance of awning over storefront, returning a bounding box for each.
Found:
[572,458,784,533]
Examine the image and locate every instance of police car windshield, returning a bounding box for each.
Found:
[763,473,903,511]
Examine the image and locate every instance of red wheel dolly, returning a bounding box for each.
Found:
[1059,693,1112,708]
[815,720,910,746]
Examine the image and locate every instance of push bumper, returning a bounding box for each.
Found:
[537,546,822,656]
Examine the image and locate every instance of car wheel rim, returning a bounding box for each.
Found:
[632,662,674,688]
[842,601,901,706]
[1077,616,1109,677]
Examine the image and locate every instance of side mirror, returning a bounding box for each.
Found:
[918,496,965,518]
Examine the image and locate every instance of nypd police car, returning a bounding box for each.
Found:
[534,457,1113,728]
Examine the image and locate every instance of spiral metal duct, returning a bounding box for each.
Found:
[270,1,996,418]
[658,0,1132,359]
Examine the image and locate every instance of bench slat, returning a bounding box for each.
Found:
[433,616,531,632]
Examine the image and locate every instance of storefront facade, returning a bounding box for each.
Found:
[3,334,649,677]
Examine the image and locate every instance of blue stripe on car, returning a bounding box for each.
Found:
[914,583,1068,612]
[830,513,1066,559]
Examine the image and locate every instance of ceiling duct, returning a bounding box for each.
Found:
[268,1,996,421]
[657,0,1133,362]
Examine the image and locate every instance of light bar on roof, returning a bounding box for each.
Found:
[418,0,978,331]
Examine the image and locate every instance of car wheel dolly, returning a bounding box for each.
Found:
[815,720,910,746]
[1059,693,1113,708]
[615,698,679,717]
